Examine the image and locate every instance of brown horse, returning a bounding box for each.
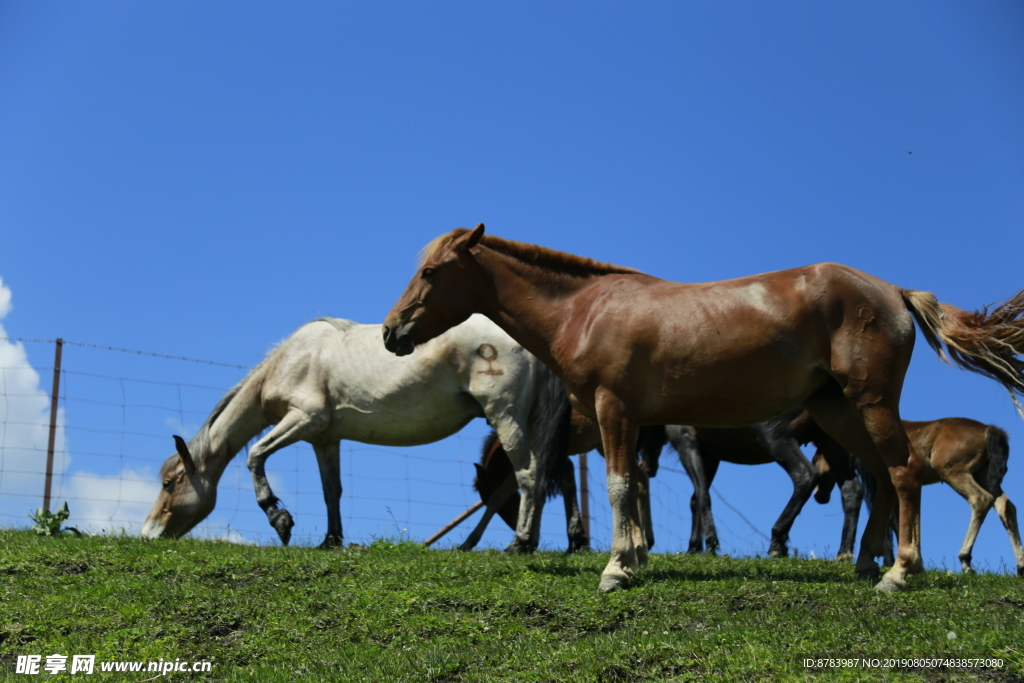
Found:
[383,224,1024,592]
[815,417,1024,576]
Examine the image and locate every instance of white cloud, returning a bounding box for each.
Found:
[0,278,70,525]
[0,278,11,319]
[61,468,161,535]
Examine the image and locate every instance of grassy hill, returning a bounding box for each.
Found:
[1,530,1022,681]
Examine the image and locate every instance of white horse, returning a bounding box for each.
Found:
[142,314,572,550]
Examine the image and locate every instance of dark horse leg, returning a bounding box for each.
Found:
[555,455,590,553]
[669,426,719,554]
[837,472,864,561]
[753,420,822,558]
[636,426,668,550]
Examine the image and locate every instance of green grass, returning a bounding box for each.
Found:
[2,530,1023,682]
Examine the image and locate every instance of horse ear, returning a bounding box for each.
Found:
[173,435,196,476]
[457,223,485,251]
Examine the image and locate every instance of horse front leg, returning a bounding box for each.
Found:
[596,392,641,593]
[312,442,342,548]
[555,456,590,553]
[247,407,325,546]
[836,474,863,561]
[765,439,820,559]
[636,462,654,551]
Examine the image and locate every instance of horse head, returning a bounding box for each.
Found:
[383,223,486,356]
[811,451,836,504]
[141,435,217,539]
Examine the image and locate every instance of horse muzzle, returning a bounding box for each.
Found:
[141,518,169,540]
[382,321,416,356]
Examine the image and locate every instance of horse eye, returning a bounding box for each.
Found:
[422,267,436,278]
[162,480,174,492]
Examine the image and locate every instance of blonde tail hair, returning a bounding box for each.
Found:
[901,288,1024,418]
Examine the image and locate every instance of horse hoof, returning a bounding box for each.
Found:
[503,539,535,555]
[317,536,342,549]
[566,541,591,554]
[856,567,880,581]
[768,547,788,559]
[962,566,976,575]
[598,575,629,593]
[270,510,294,546]
[1018,566,1024,577]
[874,576,909,592]
[835,552,853,562]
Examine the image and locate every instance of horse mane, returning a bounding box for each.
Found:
[168,374,254,473]
[313,317,359,333]
[420,228,642,278]
[171,316,361,472]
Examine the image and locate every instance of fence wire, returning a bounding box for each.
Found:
[0,337,772,555]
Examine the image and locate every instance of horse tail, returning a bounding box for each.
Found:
[984,425,1010,497]
[530,363,574,501]
[900,287,1024,417]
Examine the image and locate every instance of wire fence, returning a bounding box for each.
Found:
[0,336,775,555]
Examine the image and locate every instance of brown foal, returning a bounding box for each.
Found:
[383,224,1024,592]
[815,417,1024,576]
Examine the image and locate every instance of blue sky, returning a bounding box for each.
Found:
[2,3,1023,573]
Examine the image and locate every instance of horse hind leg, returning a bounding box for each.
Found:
[247,406,326,545]
[805,388,922,590]
[940,471,995,574]
[493,417,544,554]
[991,495,1024,576]
[313,442,342,548]
[671,427,714,554]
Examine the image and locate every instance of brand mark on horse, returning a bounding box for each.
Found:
[477,343,504,375]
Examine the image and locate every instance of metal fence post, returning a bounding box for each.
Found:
[578,452,590,540]
[43,338,63,512]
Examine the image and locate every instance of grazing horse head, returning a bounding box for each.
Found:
[383,224,486,356]
[811,451,836,504]
[142,436,217,539]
